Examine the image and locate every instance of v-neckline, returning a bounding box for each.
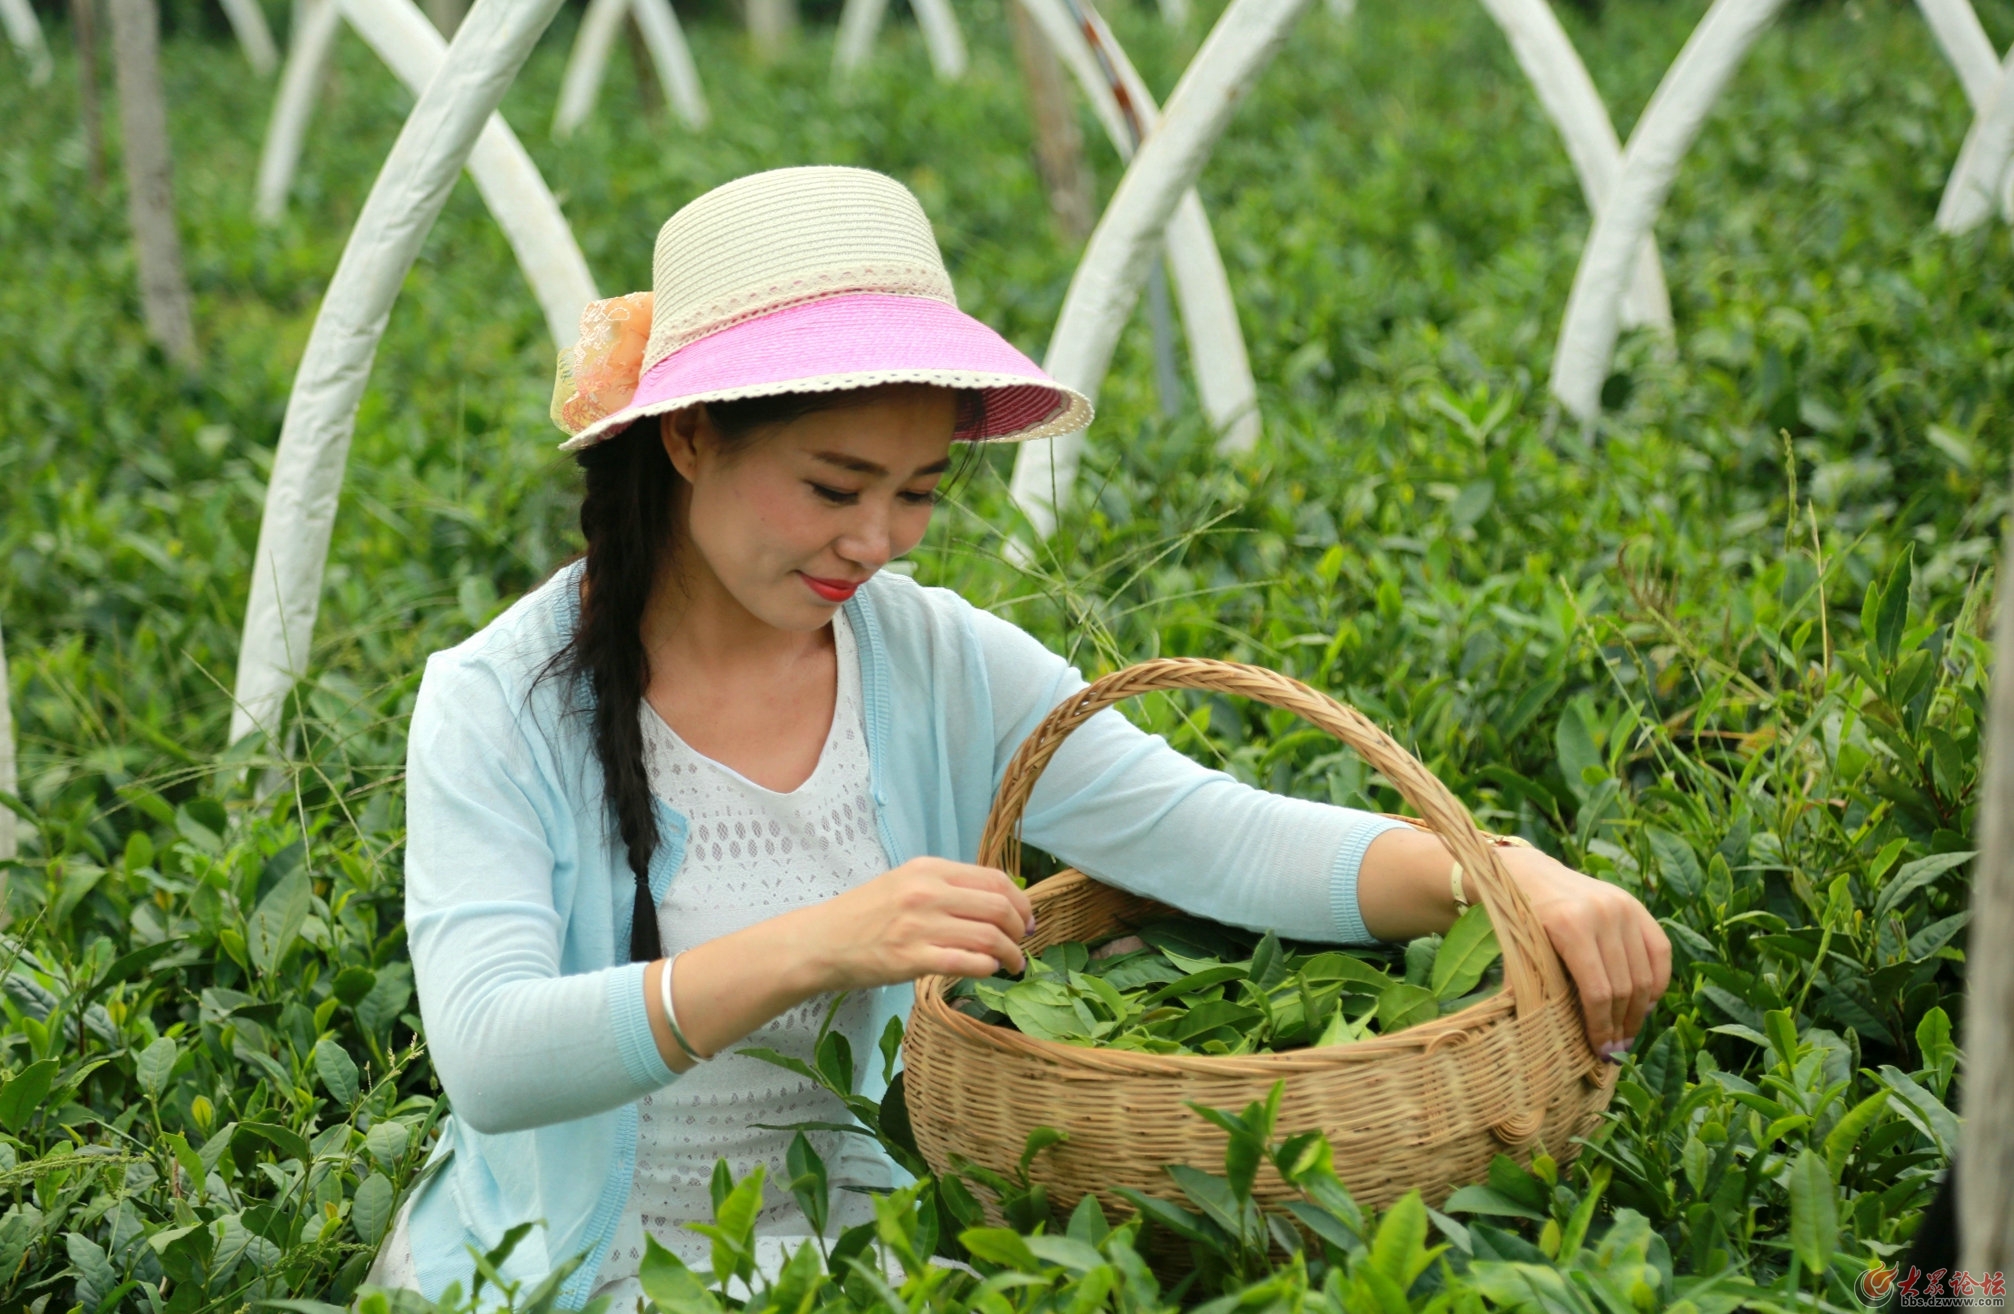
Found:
[642,611,855,800]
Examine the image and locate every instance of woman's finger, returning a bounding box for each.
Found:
[1643,912,1673,998]
[1593,911,1635,1044]
[934,946,1013,979]
[938,862,1035,929]
[1617,902,1657,1041]
[932,886,1033,950]
[1548,917,1617,1047]
[932,920,1026,976]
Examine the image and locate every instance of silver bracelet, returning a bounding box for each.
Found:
[658,952,709,1063]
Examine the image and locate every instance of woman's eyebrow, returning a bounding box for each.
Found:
[811,451,952,478]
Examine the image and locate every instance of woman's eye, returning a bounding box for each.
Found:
[900,488,943,506]
[810,484,858,505]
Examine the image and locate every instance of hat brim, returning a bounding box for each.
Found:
[557,292,1092,452]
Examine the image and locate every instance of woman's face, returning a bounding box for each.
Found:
[660,386,958,631]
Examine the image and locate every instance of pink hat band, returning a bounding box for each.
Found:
[621,293,1073,441]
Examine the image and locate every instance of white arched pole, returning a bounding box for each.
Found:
[343,0,596,347]
[253,0,596,348]
[1018,0,1261,452]
[1548,0,1788,423]
[256,0,343,222]
[831,0,964,81]
[1,0,52,86]
[1917,0,1998,110]
[553,0,707,135]
[217,0,281,73]
[1475,0,1669,332]
[1938,44,2014,232]
[230,0,570,744]
[1010,0,1312,538]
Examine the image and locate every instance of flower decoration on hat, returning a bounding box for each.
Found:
[551,291,654,438]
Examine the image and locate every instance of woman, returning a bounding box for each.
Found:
[371,166,1670,1307]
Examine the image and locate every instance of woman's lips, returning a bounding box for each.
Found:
[800,573,861,602]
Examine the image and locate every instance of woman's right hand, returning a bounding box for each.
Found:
[797,858,1035,990]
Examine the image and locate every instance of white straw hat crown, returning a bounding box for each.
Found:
[643,166,959,370]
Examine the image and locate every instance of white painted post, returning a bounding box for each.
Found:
[256,0,342,222]
[341,0,597,349]
[1962,463,2014,1278]
[1016,0,1261,453]
[627,0,708,128]
[910,0,966,80]
[831,0,889,76]
[1937,44,2014,233]
[1548,0,1787,423]
[1474,0,1669,332]
[229,0,571,744]
[554,0,626,136]
[554,0,706,135]
[832,0,960,79]
[0,0,52,86]
[1010,0,1313,538]
[217,0,282,74]
[0,617,15,866]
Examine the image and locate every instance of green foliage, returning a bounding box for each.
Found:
[0,0,2001,1306]
[947,916,1501,1053]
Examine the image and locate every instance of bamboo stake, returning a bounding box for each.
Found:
[1008,0,1093,242]
[747,0,793,59]
[109,0,198,367]
[1961,463,2014,1278]
[73,0,105,191]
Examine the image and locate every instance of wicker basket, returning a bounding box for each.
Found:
[901,658,1617,1233]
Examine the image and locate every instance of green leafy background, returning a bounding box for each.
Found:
[0,0,2005,1306]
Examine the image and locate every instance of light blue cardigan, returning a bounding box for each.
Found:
[399,560,1404,1307]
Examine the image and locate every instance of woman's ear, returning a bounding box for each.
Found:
[660,408,705,483]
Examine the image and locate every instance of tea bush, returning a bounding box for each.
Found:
[0,0,2004,1307]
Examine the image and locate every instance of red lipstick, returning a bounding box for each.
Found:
[801,573,861,603]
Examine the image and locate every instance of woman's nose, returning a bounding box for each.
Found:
[834,505,892,569]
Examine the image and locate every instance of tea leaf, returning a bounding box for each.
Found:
[1430,904,1500,1000]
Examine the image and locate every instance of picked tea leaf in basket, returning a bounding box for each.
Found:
[946,909,1504,1056]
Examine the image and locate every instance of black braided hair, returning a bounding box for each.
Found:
[547,388,984,962]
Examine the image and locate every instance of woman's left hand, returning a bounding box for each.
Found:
[1497,845,1672,1060]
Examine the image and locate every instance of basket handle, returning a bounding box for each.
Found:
[977,657,1565,1020]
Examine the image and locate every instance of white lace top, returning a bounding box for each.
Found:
[370,610,892,1300]
[590,605,891,1300]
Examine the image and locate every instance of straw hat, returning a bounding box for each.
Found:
[550,166,1093,450]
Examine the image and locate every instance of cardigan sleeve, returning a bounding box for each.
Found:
[404,653,677,1136]
[964,607,1406,944]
